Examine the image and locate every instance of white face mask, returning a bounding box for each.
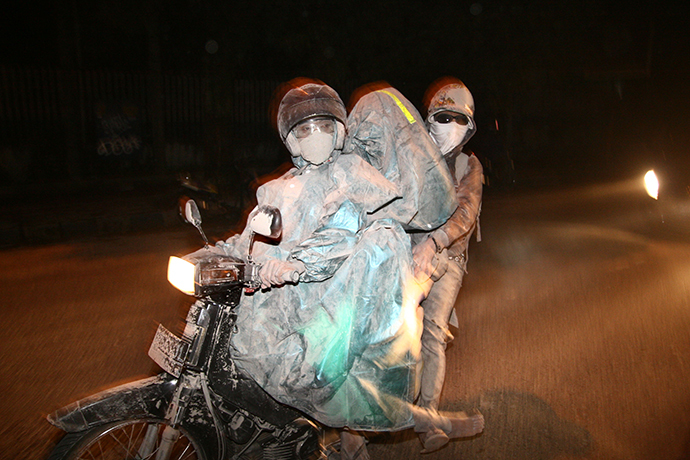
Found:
[429,122,469,155]
[296,131,335,165]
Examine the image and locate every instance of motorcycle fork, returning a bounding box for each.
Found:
[137,375,192,460]
[156,425,182,460]
[138,424,159,458]
[165,374,194,426]
[168,371,235,460]
[136,423,182,460]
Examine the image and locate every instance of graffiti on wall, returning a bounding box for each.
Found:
[96,101,143,157]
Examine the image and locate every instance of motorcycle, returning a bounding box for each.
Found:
[46,199,332,460]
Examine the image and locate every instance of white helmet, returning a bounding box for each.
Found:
[424,77,476,151]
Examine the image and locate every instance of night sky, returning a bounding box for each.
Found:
[6,2,688,88]
[2,0,689,184]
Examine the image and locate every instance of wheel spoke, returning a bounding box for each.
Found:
[94,438,103,460]
[128,422,149,459]
[106,428,136,455]
[65,420,200,460]
[177,442,194,460]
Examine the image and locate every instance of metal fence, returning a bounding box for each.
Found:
[0,66,281,183]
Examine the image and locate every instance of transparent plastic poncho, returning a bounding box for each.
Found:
[222,153,424,430]
[345,87,458,231]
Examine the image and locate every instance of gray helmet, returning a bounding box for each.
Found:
[277,80,347,141]
[425,77,475,123]
[424,77,477,146]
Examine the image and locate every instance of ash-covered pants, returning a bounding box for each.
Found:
[418,255,465,412]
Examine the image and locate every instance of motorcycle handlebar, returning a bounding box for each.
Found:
[244,263,299,290]
[284,270,300,283]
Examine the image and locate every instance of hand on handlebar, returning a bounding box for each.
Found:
[259,259,304,289]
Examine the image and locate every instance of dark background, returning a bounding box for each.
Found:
[3,4,690,458]
[1,0,689,194]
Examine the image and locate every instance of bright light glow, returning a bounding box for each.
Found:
[167,256,196,295]
[644,170,659,200]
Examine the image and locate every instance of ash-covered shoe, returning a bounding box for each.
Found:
[419,427,449,453]
[442,410,484,439]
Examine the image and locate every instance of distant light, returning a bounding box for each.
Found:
[470,3,483,15]
[205,40,218,55]
[644,170,659,200]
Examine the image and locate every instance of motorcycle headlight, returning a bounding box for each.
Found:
[168,254,244,297]
[168,256,196,295]
[644,169,659,200]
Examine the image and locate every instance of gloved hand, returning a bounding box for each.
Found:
[259,258,305,289]
[412,237,438,282]
[413,236,449,286]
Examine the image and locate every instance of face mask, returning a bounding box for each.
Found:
[297,131,335,165]
[429,122,469,155]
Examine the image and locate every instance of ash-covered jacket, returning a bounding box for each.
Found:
[218,150,422,431]
[412,145,484,266]
[414,144,483,263]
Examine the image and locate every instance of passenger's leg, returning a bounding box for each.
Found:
[339,429,370,460]
[418,263,463,411]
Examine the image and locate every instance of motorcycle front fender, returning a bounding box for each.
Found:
[47,374,176,432]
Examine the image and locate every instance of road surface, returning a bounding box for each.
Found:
[2,178,689,460]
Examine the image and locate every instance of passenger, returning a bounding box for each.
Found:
[345,82,458,232]
[343,81,486,456]
[410,77,485,453]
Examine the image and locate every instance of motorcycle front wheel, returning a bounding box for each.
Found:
[47,419,205,460]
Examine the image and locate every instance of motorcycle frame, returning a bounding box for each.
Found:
[48,282,317,460]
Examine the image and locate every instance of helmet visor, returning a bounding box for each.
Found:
[292,117,336,140]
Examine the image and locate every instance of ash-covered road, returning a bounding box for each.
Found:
[2,179,690,460]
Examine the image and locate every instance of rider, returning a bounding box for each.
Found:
[220,77,417,430]
[218,78,483,459]
[411,77,484,453]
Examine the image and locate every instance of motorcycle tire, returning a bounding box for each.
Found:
[47,419,206,460]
